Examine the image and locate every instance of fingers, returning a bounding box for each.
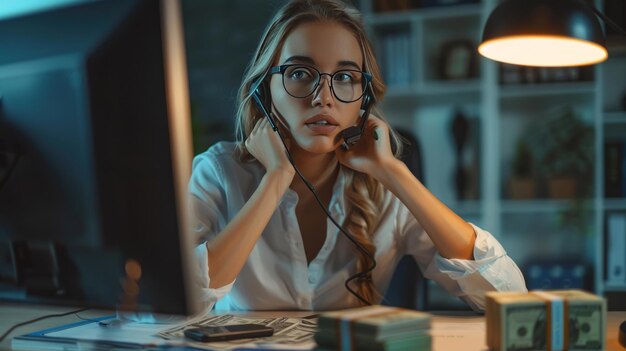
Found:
[254,116,268,131]
[364,115,387,137]
[247,116,287,152]
[251,117,274,142]
[245,117,267,149]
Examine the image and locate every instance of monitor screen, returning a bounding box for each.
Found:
[0,0,201,316]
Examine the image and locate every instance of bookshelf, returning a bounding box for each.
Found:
[358,0,626,306]
[597,50,626,307]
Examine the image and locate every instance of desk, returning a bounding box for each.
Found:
[1,303,625,350]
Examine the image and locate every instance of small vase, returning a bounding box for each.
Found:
[548,176,577,199]
[509,177,536,199]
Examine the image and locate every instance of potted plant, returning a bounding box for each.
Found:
[527,105,594,199]
[509,139,536,199]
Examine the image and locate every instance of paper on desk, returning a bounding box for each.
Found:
[430,317,488,351]
[46,317,179,347]
[158,314,317,350]
[45,313,317,350]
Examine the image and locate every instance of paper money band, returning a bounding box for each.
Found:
[531,291,570,351]
[335,306,401,351]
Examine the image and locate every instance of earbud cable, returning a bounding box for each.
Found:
[270,118,376,306]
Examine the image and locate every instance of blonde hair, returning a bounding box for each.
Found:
[234,0,403,306]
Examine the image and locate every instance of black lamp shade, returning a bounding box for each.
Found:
[479,0,608,66]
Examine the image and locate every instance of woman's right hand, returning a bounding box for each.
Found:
[245,117,295,177]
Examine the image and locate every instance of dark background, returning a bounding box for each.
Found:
[181,0,286,154]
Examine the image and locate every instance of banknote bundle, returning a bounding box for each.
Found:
[314,304,431,351]
[486,289,606,351]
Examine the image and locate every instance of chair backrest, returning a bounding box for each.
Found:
[383,128,472,311]
[383,128,427,309]
[394,128,425,184]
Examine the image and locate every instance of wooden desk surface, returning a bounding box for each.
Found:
[1,303,625,350]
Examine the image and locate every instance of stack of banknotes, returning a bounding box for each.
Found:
[314,305,431,351]
[486,289,606,351]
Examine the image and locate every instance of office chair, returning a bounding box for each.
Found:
[382,128,428,310]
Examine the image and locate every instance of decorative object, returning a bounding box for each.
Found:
[515,106,594,235]
[500,64,594,85]
[478,0,626,67]
[420,0,479,8]
[508,140,536,199]
[373,0,417,12]
[438,39,477,80]
[547,176,577,199]
[524,261,591,290]
[527,105,594,199]
[450,108,469,200]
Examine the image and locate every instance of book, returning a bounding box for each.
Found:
[606,212,626,285]
[604,140,624,197]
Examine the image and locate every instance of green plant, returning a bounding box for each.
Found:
[525,105,595,234]
[512,139,533,178]
[527,105,594,191]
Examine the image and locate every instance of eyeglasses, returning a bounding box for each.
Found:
[268,64,372,103]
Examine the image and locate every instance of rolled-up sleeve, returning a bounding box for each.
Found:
[432,224,527,310]
[398,204,527,311]
[189,153,236,312]
[193,243,235,312]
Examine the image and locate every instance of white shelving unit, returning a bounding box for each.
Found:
[596,48,626,307]
[359,0,626,305]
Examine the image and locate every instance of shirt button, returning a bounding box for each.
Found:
[308,276,316,284]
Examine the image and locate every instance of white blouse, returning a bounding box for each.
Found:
[189,142,527,313]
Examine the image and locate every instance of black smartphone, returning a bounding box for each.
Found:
[183,324,274,342]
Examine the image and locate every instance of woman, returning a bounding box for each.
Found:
[189,0,526,312]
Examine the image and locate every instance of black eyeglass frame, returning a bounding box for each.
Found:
[267,64,373,103]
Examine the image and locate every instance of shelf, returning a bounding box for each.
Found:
[384,80,481,103]
[366,12,414,26]
[418,80,481,95]
[499,82,596,99]
[603,111,626,124]
[607,36,626,58]
[365,3,482,24]
[603,199,626,211]
[418,3,482,20]
[499,199,594,214]
[603,283,626,292]
[358,0,626,296]
[450,200,482,216]
[608,46,626,58]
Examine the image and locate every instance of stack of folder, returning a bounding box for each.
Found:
[314,305,431,351]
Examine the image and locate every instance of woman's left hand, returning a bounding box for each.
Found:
[335,114,397,179]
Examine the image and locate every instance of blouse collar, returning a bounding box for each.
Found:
[280,165,349,218]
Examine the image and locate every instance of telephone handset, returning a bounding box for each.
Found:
[251,77,375,149]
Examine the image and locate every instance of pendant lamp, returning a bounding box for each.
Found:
[478,0,610,67]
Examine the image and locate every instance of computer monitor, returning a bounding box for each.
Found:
[0,0,201,316]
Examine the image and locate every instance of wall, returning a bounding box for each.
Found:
[181,0,285,154]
